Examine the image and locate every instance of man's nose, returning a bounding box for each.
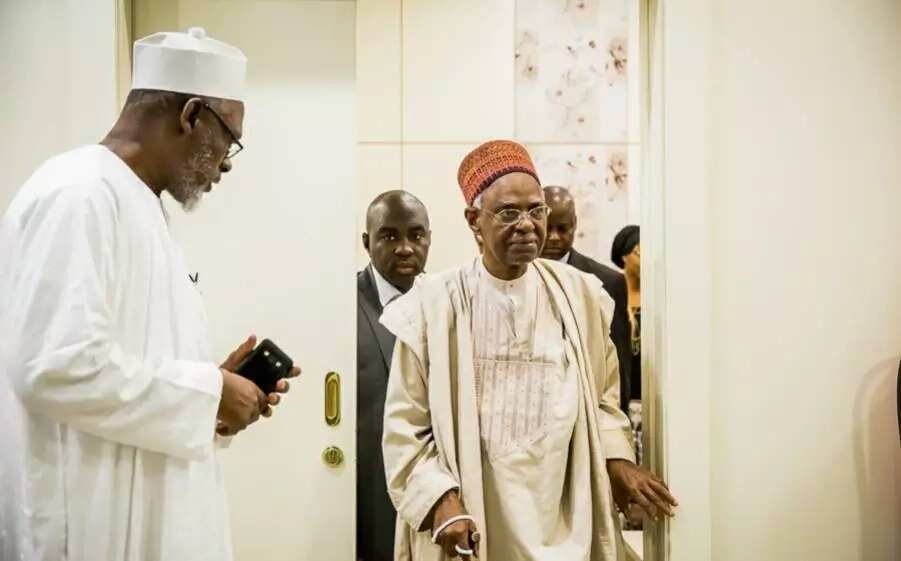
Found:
[395,242,414,256]
[220,157,233,174]
[515,215,536,233]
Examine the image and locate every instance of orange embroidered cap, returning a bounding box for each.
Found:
[457,140,540,205]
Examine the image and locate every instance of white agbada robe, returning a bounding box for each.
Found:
[0,145,231,561]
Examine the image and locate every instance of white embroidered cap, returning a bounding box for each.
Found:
[132,27,247,101]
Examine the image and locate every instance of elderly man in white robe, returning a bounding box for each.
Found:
[380,140,678,561]
[0,28,298,561]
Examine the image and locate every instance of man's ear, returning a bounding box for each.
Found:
[464,207,481,235]
[179,98,205,134]
[362,232,370,253]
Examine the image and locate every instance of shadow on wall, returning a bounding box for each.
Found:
[853,356,901,560]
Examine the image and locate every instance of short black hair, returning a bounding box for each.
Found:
[611,225,640,268]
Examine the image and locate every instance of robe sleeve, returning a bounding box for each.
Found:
[8,183,222,461]
[381,335,459,533]
[596,292,637,463]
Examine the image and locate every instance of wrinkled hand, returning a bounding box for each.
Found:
[427,490,480,559]
[217,335,301,435]
[607,459,678,520]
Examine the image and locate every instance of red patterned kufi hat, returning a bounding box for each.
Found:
[457,140,540,206]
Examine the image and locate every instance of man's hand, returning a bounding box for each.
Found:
[607,459,678,520]
[258,366,300,418]
[217,335,301,435]
[217,369,266,436]
[426,490,480,559]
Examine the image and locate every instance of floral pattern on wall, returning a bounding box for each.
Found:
[527,144,632,265]
[515,0,630,143]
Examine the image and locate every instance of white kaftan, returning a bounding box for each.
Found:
[0,145,231,561]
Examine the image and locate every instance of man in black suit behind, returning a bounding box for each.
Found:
[541,186,634,412]
[357,190,431,561]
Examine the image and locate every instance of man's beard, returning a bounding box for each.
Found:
[168,139,217,211]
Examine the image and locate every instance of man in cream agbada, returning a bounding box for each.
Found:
[380,140,677,560]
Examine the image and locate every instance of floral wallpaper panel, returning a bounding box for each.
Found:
[527,143,632,266]
[515,0,630,143]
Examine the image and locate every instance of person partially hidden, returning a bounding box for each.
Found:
[357,190,431,561]
[541,185,633,414]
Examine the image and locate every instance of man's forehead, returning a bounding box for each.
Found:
[376,215,427,228]
[484,174,543,205]
[494,197,544,208]
[490,192,545,208]
[372,204,428,228]
[547,201,576,222]
[544,187,574,204]
[547,194,574,207]
[548,208,576,222]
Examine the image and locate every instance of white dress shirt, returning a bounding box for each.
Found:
[370,264,404,309]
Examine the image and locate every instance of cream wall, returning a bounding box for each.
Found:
[357,0,641,273]
[0,0,119,211]
[659,1,901,560]
[357,0,511,273]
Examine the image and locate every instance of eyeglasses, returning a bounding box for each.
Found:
[202,102,243,160]
[483,205,551,225]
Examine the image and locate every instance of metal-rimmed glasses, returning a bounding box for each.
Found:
[482,205,551,225]
[202,102,243,160]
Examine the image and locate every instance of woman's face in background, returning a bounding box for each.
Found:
[624,243,640,277]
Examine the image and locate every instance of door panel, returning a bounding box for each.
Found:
[135,2,357,560]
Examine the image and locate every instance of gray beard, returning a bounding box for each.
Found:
[168,184,203,211]
[168,134,217,211]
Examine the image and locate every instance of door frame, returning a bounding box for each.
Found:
[640,1,717,560]
[639,0,668,559]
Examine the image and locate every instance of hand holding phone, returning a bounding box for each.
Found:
[236,338,294,395]
[217,336,300,436]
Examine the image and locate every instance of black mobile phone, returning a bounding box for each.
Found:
[236,338,293,395]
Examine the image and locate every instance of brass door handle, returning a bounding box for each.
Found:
[324,371,341,426]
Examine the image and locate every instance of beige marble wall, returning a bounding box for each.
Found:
[357,0,639,271]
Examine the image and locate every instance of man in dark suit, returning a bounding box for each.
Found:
[357,190,431,561]
[541,186,633,412]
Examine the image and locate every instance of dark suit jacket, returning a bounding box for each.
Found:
[567,250,633,412]
[356,267,397,561]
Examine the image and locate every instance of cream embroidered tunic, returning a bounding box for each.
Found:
[470,260,590,561]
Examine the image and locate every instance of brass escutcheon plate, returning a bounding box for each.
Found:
[322,446,344,467]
